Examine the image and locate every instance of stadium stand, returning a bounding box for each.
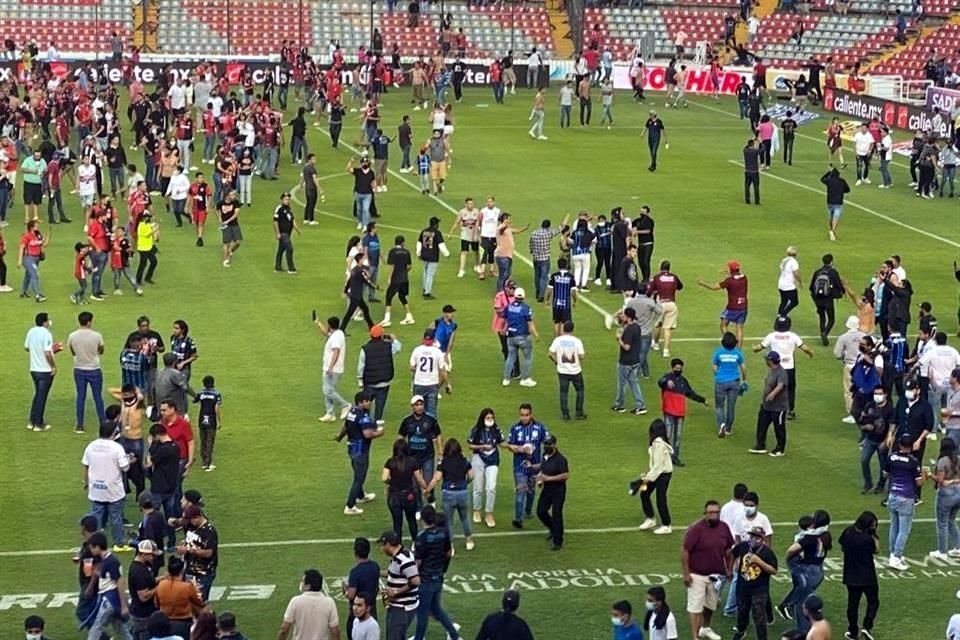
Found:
[0,0,130,53]
[872,21,960,79]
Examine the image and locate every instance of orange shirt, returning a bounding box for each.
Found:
[154,576,204,619]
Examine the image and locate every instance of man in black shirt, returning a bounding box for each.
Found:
[531,434,569,550]
[633,206,654,282]
[417,216,448,299]
[412,506,461,640]
[135,493,167,572]
[348,155,376,230]
[617,245,639,298]
[146,423,180,551]
[383,235,414,327]
[179,505,219,601]
[272,192,301,274]
[329,99,345,148]
[743,138,761,205]
[299,154,322,224]
[476,590,535,640]
[343,255,377,329]
[731,526,779,640]
[781,112,797,165]
[74,515,101,630]
[609,208,629,292]
[642,110,666,172]
[451,59,466,103]
[128,540,160,640]
[858,386,895,494]
[126,316,165,406]
[809,253,845,345]
[399,396,443,507]
[217,190,242,267]
[398,116,414,172]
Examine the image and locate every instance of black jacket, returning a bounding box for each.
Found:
[820,170,850,205]
[885,279,913,330]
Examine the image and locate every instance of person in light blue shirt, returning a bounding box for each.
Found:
[612,600,643,640]
[712,331,747,438]
[502,287,540,387]
[506,403,549,529]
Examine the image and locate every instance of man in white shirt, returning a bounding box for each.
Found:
[478,196,501,280]
[853,123,876,186]
[82,421,132,549]
[67,310,106,435]
[165,167,191,227]
[920,333,960,421]
[278,569,341,640]
[167,78,187,114]
[548,320,586,420]
[349,593,380,640]
[944,368,960,447]
[754,315,814,420]
[451,197,480,278]
[527,48,542,89]
[317,316,351,423]
[409,328,448,419]
[559,81,575,129]
[834,315,866,423]
[747,15,760,42]
[720,483,748,531]
[77,154,98,213]
[878,125,894,188]
[777,246,801,317]
[25,312,58,431]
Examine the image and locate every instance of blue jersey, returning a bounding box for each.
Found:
[712,347,745,383]
[120,348,147,390]
[884,333,908,374]
[507,420,550,474]
[432,318,457,352]
[373,135,390,160]
[503,301,533,337]
[362,233,381,264]
[571,227,594,256]
[417,153,430,176]
[594,223,612,250]
[548,271,574,311]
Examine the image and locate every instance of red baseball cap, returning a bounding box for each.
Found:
[727,260,741,272]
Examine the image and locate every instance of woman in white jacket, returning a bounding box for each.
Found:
[636,419,674,534]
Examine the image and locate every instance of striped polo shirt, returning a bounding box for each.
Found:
[385,547,419,611]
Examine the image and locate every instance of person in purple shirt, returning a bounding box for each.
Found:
[883,433,926,571]
[611,600,643,640]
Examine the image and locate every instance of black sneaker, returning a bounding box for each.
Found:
[775,603,793,620]
[575,414,588,420]
[611,405,626,413]
[196,237,204,247]
[511,519,523,529]
[787,411,797,420]
[861,630,875,640]
[631,407,648,415]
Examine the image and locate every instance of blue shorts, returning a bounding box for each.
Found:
[721,308,748,325]
[827,204,843,220]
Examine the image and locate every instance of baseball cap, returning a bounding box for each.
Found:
[137,492,156,508]
[370,324,384,339]
[544,434,558,446]
[765,351,781,364]
[410,394,425,405]
[183,489,204,506]
[748,525,766,538]
[919,301,932,312]
[514,287,526,299]
[423,328,435,341]
[727,260,741,272]
[137,539,162,555]
[803,594,824,620]
[442,304,456,313]
[845,315,859,331]
[376,530,400,545]
[904,378,919,390]
[898,433,915,447]
[182,505,203,520]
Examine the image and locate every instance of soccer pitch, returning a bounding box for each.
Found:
[2,85,960,639]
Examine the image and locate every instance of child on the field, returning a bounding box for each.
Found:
[71,242,92,305]
[417,146,430,195]
[111,226,142,295]
[196,375,223,471]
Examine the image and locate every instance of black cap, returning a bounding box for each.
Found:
[898,433,915,447]
[183,489,204,506]
[137,491,155,508]
[904,378,919,390]
[544,434,558,446]
[442,304,456,313]
[502,589,520,611]
[376,530,400,545]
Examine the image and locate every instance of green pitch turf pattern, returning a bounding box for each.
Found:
[1,88,959,639]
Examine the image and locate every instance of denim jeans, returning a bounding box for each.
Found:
[714,379,740,432]
[400,144,412,170]
[74,368,106,429]
[91,498,126,546]
[21,255,43,296]
[722,572,739,616]
[259,146,278,177]
[346,451,370,508]
[785,562,823,632]
[114,267,138,291]
[213,172,223,204]
[663,414,684,459]
[413,580,460,640]
[186,571,216,602]
[471,455,499,512]
[418,457,436,508]
[533,259,550,300]
[29,370,54,427]
[275,233,295,271]
[90,250,108,296]
[942,165,956,196]
[505,336,533,380]
[364,385,390,423]
[291,135,308,163]
[637,334,652,377]
[355,193,373,228]
[887,493,915,557]
[442,489,472,538]
[323,372,349,414]
[879,156,892,186]
[560,104,571,128]
[860,438,885,489]
[615,363,645,410]
[422,261,439,295]
[0,185,8,222]
[738,100,749,119]
[936,487,960,553]
[203,134,216,162]
[558,372,585,417]
[87,594,132,640]
[152,491,179,549]
[47,188,66,222]
[514,470,536,522]
[495,256,512,292]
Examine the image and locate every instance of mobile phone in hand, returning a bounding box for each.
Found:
[312,309,317,322]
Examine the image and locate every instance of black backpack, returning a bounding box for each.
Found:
[812,268,833,299]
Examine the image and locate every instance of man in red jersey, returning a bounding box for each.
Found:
[175,112,195,172]
[188,172,210,247]
[648,259,684,359]
[698,260,749,346]
[159,399,194,502]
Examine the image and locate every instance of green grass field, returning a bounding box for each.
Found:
[2,85,960,639]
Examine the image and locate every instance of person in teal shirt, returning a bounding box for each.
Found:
[711,331,748,438]
[612,600,643,640]
[20,149,47,223]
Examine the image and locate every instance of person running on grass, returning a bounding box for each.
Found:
[528,87,547,141]
[698,261,749,348]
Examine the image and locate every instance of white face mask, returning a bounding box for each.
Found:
[611,617,624,627]
[484,419,495,427]
[873,394,885,403]
[645,601,656,611]
[744,506,757,517]
[905,390,917,401]
[26,634,42,640]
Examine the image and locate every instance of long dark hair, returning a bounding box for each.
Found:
[649,419,667,445]
[853,510,878,533]
[190,612,217,640]
[938,438,959,476]
[468,408,496,442]
[442,437,464,460]
[643,585,671,631]
[813,509,833,553]
[346,235,362,256]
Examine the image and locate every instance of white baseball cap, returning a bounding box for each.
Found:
[514,287,526,299]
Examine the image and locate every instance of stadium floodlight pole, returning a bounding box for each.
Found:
[369,0,375,52]
[299,0,304,53]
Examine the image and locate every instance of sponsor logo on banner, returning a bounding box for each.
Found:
[925,85,960,113]
[823,87,951,138]
[611,63,751,95]
[764,103,820,125]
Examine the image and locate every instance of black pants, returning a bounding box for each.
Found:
[755,408,786,452]
[594,247,612,282]
[640,472,671,525]
[558,373,585,418]
[275,233,295,271]
[736,590,770,640]
[536,484,566,546]
[388,493,419,544]
[343,296,374,329]
[909,155,919,183]
[845,584,879,637]
[786,368,797,412]
[200,427,217,466]
[760,139,772,167]
[815,301,836,338]
[579,97,592,125]
[0,253,6,286]
[453,80,463,101]
[648,140,660,169]
[499,334,520,377]
[304,189,318,222]
[637,243,654,282]
[136,248,157,283]
[330,121,342,147]
[744,172,760,203]
[610,248,625,290]
[918,164,935,195]
[778,289,799,316]
[783,135,794,164]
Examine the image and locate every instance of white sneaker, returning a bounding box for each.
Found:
[359,493,377,503]
[842,415,856,424]
[380,318,392,327]
[698,627,722,640]
[519,378,537,387]
[113,289,123,296]
[344,506,364,515]
[457,270,465,278]
[604,314,616,330]
[639,518,656,530]
[864,178,871,184]
[400,315,415,325]
[594,278,602,286]
[653,525,673,535]
[502,379,511,386]
[662,349,671,358]
[340,405,352,420]
[465,539,475,550]
[855,179,862,186]
[537,135,548,140]
[829,230,837,241]
[318,413,336,422]
[651,342,660,351]
[888,555,907,570]
[0,285,13,292]
[929,550,950,561]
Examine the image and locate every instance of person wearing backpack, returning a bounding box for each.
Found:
[809,254,844,346]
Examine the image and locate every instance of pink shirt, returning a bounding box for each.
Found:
[492,290,513,332]
[758,122,774,141]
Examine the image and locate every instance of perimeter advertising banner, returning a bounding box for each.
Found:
[822,86,949,137]
[925,85,960,114]
[610,62,753,95]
